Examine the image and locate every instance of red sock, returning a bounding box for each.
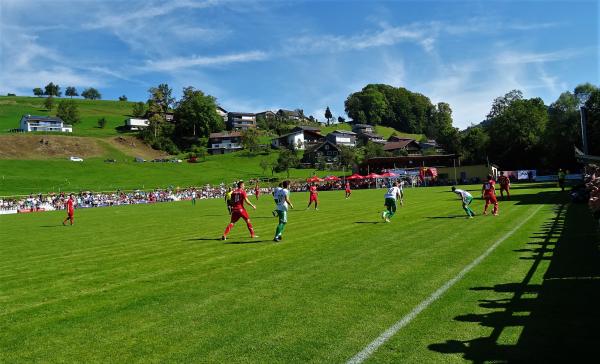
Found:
[223,223,234,236]
[247,222,255,237]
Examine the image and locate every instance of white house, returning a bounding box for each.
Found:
[125,118,149,130]
[271,127,324,150]
[20,115,72,133]
[326,130,357,147]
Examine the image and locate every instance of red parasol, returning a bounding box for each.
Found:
[346,174,365,180]
[324,175,341,181]
[381,172,398,177]
[306,176,323,182]
[365,173,382,179]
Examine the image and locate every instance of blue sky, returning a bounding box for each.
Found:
[0,0,598,129]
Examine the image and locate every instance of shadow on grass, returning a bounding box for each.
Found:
[428,200,600,362]
[224,239,267,244]
[425,215,468,219]
[40,225,65,228]
[354,221,382,224]
[184,237,221,241]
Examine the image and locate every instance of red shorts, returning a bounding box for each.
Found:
[230,208,249,223]
[484,194,498,204]
[309,195,318,202]
[345,189,351,193]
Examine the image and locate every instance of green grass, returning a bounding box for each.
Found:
[320,123,426,141]
[0,151,341,196]
[0,96,135,137]
[1,184,597,362]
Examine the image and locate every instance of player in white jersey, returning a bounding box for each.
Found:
[451,186,475,218]
[381,180,403,223]
[271,183,282,217]
[273,181,294,242]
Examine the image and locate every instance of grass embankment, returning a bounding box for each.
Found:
[2,185,596,362]
[0,149,340,196]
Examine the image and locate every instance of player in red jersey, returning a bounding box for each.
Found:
[62,194,75,225]
[345,181,351,199]
[254,182,260,200]
[222,181,258,240]
[481,174,498,216]
[498,171,511,200]
[306,183,319,210]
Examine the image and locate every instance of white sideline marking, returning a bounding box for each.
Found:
[347,206,543,364]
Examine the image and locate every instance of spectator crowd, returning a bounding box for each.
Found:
[584,164,600,226]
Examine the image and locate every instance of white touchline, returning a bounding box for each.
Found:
[347,205,543,364]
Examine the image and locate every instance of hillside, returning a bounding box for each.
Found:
[0,135,166,160]
[0,96,135,137]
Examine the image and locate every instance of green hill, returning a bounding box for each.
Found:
[0,96,135,137]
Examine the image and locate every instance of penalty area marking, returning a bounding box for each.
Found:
[347,205,543,364]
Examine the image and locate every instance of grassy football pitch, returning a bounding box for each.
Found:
[1,184,599,362]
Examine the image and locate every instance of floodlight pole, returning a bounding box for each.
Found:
[580,106,589,155]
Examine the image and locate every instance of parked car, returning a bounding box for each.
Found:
[134,157,146,163]
[69,156,83,162]
[104,159,117,163]
[169,159,183,163]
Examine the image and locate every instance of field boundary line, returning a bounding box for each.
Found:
[346,205,543,364]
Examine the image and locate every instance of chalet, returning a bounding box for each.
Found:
[383,139,422,155]
[358,131,386,145]
[277,109,305,121]
[326,130,357,147]
[227,112,256,130]
[208,131,243,154]
[302,140,342,165]
[271,126,324,150]
[20,115,72,133]
[419,139,445,153]
[256,110,276,120]
[124,118,149,130]
[351,123,374,134]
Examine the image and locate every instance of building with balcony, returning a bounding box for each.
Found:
[19,115,72,133]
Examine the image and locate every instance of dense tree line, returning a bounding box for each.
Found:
[345,83,600,170]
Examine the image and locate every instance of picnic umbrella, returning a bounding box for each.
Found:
[306,176,323,183]
[346,174,365,180]
[324,175,341,181]
[380,172,398,178]
[365,173,382,179]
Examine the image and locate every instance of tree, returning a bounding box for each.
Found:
[363,141,385,162]
[65,86,78,98]
[97,117,107,129]
[583,87,600,156]
[337,116,346,123]
[192,144,208,161]
[44,96,54,111]
[338,145,357,169]
[56,99,81,124]
[459,125,489,165]
[132,102,146,118]
[487,89,523,119]
[544,91,581,168]
[148,83,175,115]
[344,84,435,134]
[118,95,128,101]
[274,147,299,177]
[259,159,270,175]
[44,82,61,97]
[173,86,224,145]
[81,88,101,100]
[485,90,548,168]
[33,88,43,97]
[324,106,333,125]
[241,128,260,153]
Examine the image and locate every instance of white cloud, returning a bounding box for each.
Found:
[141,51,268,72]
[496,49,584,65]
